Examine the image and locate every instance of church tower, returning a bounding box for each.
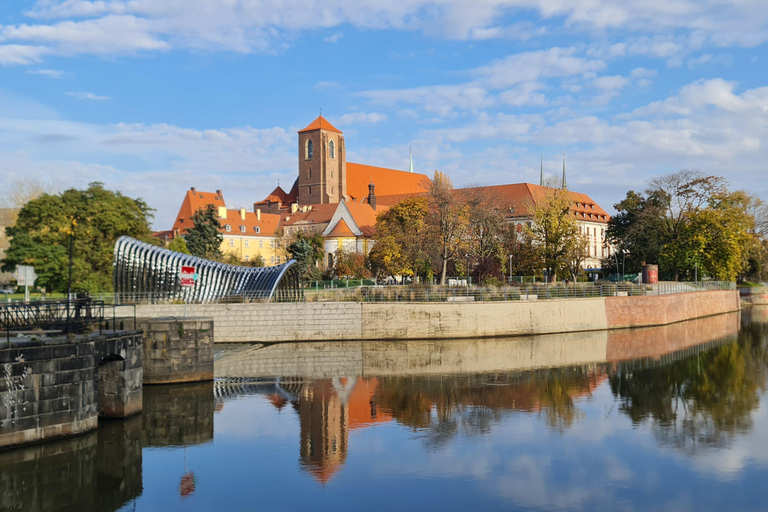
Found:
[297,116,347,205]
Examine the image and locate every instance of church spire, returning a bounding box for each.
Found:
[562,152,567,190]
[409,146,414,173]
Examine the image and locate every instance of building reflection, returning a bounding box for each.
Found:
[0,415,142,512]
[142,381,214,447]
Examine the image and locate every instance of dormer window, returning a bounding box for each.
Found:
[225,224,231,232]
[240,225,246,233]
[254,226,260,234]
[306,139,313,160]
[329,139,335,159]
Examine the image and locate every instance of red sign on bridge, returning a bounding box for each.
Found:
[180,266,196,287]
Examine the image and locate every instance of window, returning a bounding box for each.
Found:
[259,241,263,248]
[255,226,260,234]
[225,224,231,232]
[270,241,275,248]
[329,139,335,159]
[240,225,246,233]
[308,186,312,195]
[306,139,313,160]
[245,240,249,248]
[244,255,250,262]
[308,168,312,178]
[270,256,275,263]
[276,256,281,264]
[331,186,334,194]
[229,239,234,247]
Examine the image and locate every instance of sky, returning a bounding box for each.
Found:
[0,0,767,229]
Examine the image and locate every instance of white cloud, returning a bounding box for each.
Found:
[335,112,387,125]
[0,0,763,64]
[26,68,64,78]
[65,91,111,100]
[323,32,343,43]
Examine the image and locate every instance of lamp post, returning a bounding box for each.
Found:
[465,253,470,286]
[508,254,513,284]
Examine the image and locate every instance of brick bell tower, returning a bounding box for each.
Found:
[297,115,347,205]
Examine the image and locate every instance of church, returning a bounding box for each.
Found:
[161,115,611,272]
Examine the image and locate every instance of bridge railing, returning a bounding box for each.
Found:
[0,299,113,345]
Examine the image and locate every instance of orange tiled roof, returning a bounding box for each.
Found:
[344,201,386,237]
[172,188,226,235]
[346,162,430,203]
[219,208,281,237]
[326,218,355,238]
[282,203,339,227]
[466,183,610,223]
[298,115,342,134]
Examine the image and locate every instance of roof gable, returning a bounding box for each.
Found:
[172,188,226,235]
[298,115,342,134]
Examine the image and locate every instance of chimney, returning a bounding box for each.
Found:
[190,187,196,192]
[291,203,299,214]
[368,181,377,211]
[256,209,261,221]
[239,208,246,221]
[217,206,227,219]
[216,189,223,199]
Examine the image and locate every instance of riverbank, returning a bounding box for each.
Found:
[124,289,740,343]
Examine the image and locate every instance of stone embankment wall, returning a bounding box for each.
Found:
[0,332,142,450]
[129,290,740,343]
[215,311,741,379]
[739,287,768,305]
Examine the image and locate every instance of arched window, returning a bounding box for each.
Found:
[225,224,231,232]
[308,186,312,195]
[306,139,313,160]
[329,139,335,159]
[240,225,246,233]
[254,226,261,234]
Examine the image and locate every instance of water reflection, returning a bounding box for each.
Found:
[3,310,768,511]
[0,415,142,512]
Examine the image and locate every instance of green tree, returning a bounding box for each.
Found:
[185,204,223,260]
[369,196,430,281]
[524,188,580,282]
[288,232,324,280]
[2,182,154,293]
[167,236,190,254]
[604,189,667,275]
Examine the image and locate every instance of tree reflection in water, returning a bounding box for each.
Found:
[374,367,606,442]
[609,318,768,453]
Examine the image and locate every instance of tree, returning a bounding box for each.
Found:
[369,196,430,280]
[462,186,507,283]
[604,190,667,275]
[565,234,590,282]
[524,188,580,282]
[288,232,324,280]
[333,246,371,279]
[425,171,469,285]
[167,236,190,254]
[503,226,542,277]
[2,182,154,293]
[185,204,223,260]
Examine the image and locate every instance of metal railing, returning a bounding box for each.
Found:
[0,299,140,346]
[68,280,736,306]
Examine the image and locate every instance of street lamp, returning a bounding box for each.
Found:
[508,254,513,284]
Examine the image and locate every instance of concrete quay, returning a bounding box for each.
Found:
[128,289,741,343]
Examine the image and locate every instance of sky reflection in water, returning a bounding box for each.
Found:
[2,309,767,511]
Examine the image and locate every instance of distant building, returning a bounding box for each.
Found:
[159,115,611,272]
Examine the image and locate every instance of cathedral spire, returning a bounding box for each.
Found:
[562,152,567,190]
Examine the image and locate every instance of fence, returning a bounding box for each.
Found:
[80,280,735,305]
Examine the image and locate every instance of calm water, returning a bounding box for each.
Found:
[2,308,768,511]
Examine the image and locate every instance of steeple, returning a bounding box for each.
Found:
[562,153,567,190]
[540,153,543,186]
[409,146,414,173]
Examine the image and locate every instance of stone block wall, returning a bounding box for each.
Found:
[131,290,740,344]
[0,332,142,450]
[137,317,214,384]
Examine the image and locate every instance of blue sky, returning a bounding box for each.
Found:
[1,1,767,228]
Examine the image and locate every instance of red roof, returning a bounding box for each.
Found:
[282,203,338,227]
[172,188,226,235]
[219,209,281,237]
[298,115,342,134]
[465,183,610,223]
[346,163,430,203]
[326,218,355,238]
[345,201,385,237]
